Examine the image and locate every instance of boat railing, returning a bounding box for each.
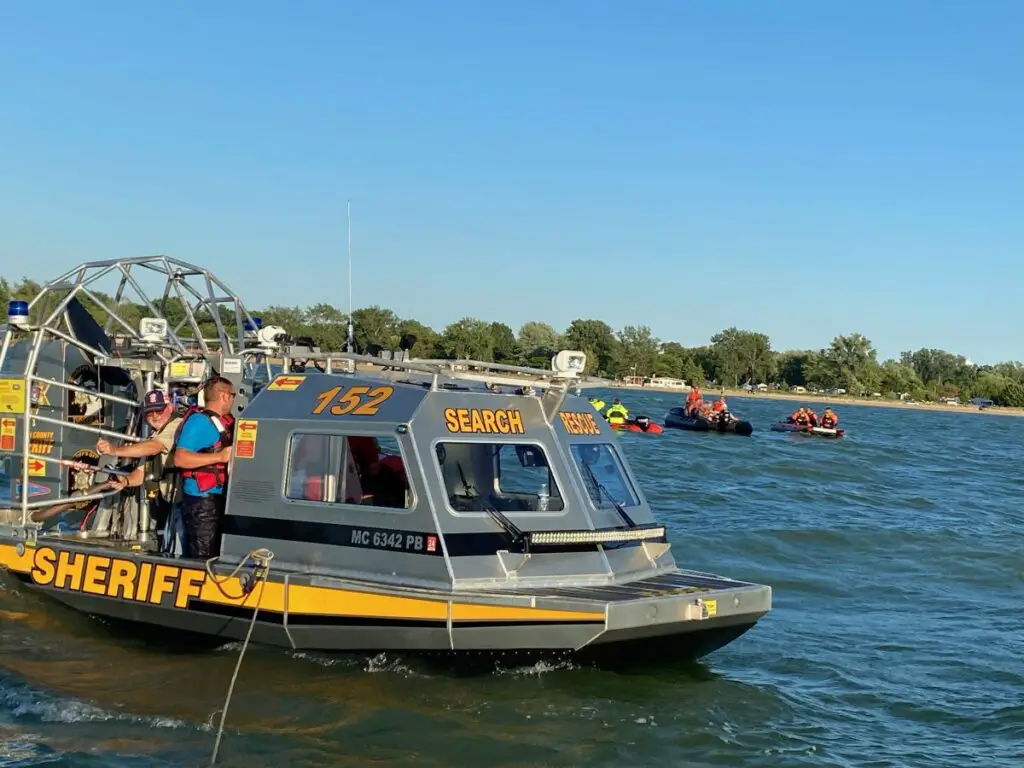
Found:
[243,348,609,393]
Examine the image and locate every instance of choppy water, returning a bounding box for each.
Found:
[0,392,1021,768]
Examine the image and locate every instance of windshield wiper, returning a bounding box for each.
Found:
[581,461,636,528]
[484,505,528,549]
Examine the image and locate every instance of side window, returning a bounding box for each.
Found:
[284,432,412,510]
[285,433,332,501]
[435,441,565,514]
[337,434,410,509]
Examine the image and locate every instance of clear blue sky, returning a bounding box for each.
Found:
[1,1,1021,363]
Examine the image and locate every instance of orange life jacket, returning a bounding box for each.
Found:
[173,406,235,493]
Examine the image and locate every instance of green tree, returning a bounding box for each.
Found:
[489,322,520,363]
[812,333,880,394]
[352,306,399,352]
[900,348,978,395]
[258,305,306,333]
[655,342,687,378]
[710,327,775,386]
[305,302,348,350]
[688,345,718,384]
[563,319,619,376]
[396,319,438,359]
[776,350,816,387]
[518,321,561,367]
[438,318,494,360]
[654,342,705,387]
[617,325,659,377]
[998,380,1024,407]
[878,360,923,398]
[971,371,1011,401]
[991,361,1024,383]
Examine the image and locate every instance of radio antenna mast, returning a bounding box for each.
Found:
[346,199,354,353]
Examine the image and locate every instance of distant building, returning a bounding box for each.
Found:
[648,376,686,389]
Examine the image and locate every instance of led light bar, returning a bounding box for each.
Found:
[529,525,666,546]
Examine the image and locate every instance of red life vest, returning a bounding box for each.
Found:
[172,406,235,493]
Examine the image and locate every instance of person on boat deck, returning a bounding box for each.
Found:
[820,408,839,429]
[589,397,606,415]
[604,398,629,426]
[289,434,331,502]
[95,389,185,555]
[29,474,125,527]
[685,385,703,416]
[171,376,236,559]
[805,408,819,427]
[346,435,409,508]
[712,395,728,413]
[790,407,809,425]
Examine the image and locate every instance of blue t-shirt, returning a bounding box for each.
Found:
[176,414,226,497]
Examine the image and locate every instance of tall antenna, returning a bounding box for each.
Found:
[346,199,354,353]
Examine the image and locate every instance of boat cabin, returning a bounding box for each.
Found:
[221,367,668,589]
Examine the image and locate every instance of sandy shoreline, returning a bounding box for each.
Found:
[610,384,1024,419]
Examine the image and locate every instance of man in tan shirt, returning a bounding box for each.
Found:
[96,389,184,554]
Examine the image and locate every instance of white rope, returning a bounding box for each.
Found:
[208,549,274,766]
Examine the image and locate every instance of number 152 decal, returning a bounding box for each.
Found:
[311,385,395,416]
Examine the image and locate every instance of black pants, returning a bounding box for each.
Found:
[181,493,224,559]
[149,495,172,549]
[150,495,171,528]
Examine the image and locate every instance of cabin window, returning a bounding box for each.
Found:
[434,441,565,514]
[285,433,411,510]
[569,442,640,508]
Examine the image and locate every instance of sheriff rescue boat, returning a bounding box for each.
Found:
[0,255,772,665]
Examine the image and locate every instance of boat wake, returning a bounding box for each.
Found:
[0,670,189,730]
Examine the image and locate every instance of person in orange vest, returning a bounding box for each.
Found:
[790,406,809,425]
[348,435,409,508]
[805,407,819,427]
[712,395,727,413]
[820,408,839,429]
[685,385,703,417]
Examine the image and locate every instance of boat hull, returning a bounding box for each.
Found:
[770,422,844,438]
[664,408,753,436]
[0,540,770,665]
[610,418,664,435]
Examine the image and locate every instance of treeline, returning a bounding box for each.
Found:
[3,276,1023,407]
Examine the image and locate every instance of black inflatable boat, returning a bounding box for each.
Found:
[664,407,754,436]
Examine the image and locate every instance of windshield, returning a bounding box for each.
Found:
[435,441,565,514]
[569,442,640,508]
